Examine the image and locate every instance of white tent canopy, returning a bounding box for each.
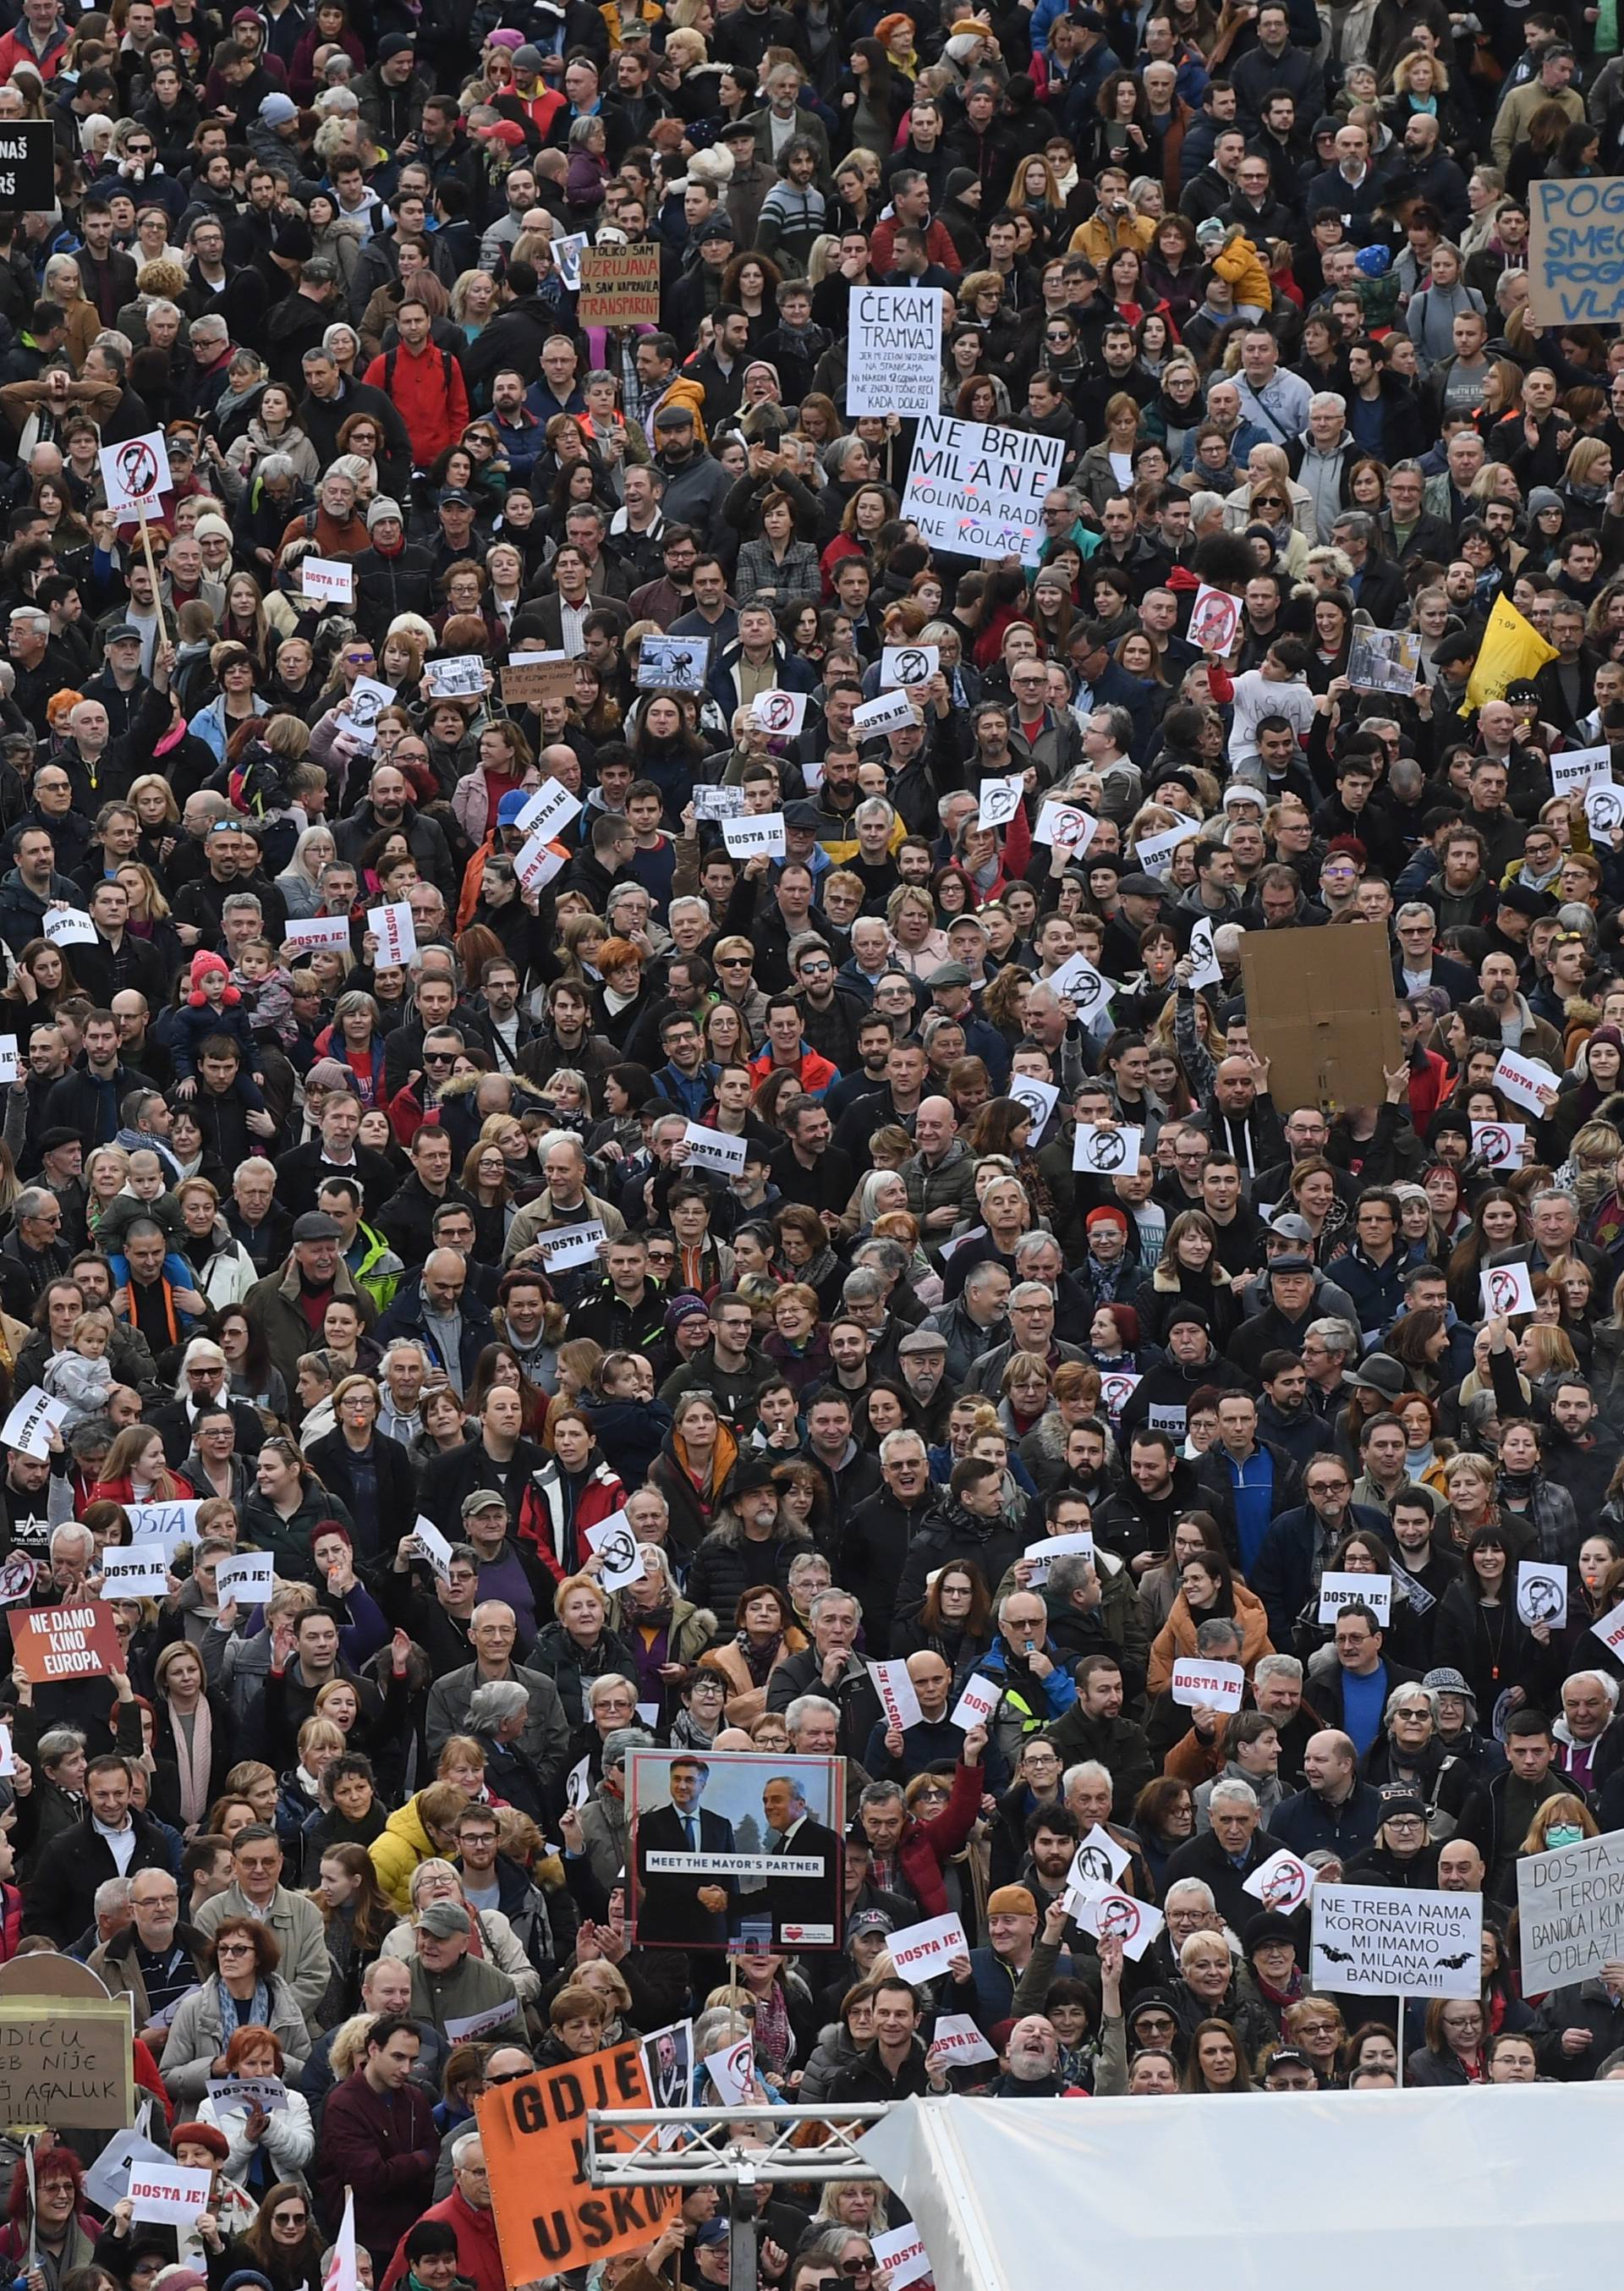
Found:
[859,2088,1624,2291]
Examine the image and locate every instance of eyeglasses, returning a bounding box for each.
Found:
[718,954,751,966]
[424,1051,456,1065]
[217,1939,254,1956]
[272,2210,308,2227]
[839,2264,876,2278]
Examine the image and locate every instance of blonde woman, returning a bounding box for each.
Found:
[41,254,100,372]
[884,884,948,979]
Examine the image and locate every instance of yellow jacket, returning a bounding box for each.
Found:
[1066,208,1154,266]
[1212,230,1271,314]
[368,1793,437,1912]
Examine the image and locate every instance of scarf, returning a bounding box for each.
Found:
[737,1629,782,1688]
[216,1969,272,2035]
[751,1979,793,2076]
[171,1694,213,1832]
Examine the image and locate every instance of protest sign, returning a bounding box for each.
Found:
[1047,953,1112,1016]
[1492,1047,1559,1115]
[900,415,1066,565]
[1034,800,1096,856]
[977,773,1025,830]
[283,915,353,955]
[1241,923,1402,1117]
[409,1516,454,1585]
[1098,1371,1140,1422]
[100,429,171,519]
[887,1912,968,1985]
[1067,1826,1129,1890]
[127,2161,214,2226]
[301,556,354,605]
[477,2041,677,2277]
[514,778,581,840]
[882,644,938,689]
[1587,781,1624,838]
[85,2129,173,2217]
[13,1601,121,1684]
[722,812,787,859]
[0,124,56,208]
[584,1511,645,1593]
[513,836,568,895]
[445,1999,524,2041]
[1243,1849,1316,1914]
[1133,818,1202,876]
[1171,1657,1245,1712]
[637,634,709,690]
[42,906,96,946]
[1023,1531,1095,1588]
[928,2014,997,2067]
[853,689,917,736]
[342,675,397,749]
[950,1672,1001,1730]
[1067,1887,1164,1960]
[1516,1561,1569,1629]
[1472,1120,1525,1168]
[641,2019,694,2135]
[702,2034,755,2107]
[682,1123,747,1176]
[752,689,808,737]
[0,1387,68,1458]
[871,2225,933,2288]
[1188,584,1242,655]
[1594,1604,1624,1662]
[0,1995,134,2126]
[423,654,486,700]
[534,1222,607,1272]
[125,1499,200,1556]
[1347,624,1420,695]
[1517,1827,1624,1989]
[1311,1884,1481,1996]
[215,1551,275,1606]
[1007,1074,1059,1139]
[502,655,576,705]
[1481,1261,1538,1320]
[1528,178,1624,326]
[0,1035,17,1085]
[1550,744,1615,796]
[1317,1573,1392,1626]
[869,1658,922,1733]
[552,232,588,289]
[1073,1123,1141,1176]
[99,1545,169,1599]
[577,244,661,325]
[206,2075,288,2112]
[366,902,417,969]
[1188,916,1223,990]
[846,286,945,418]
[693,785,745,820]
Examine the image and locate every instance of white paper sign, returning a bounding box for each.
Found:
[366,902,417,970]
[215,1550,274,1606]
[1007,1073,1059,1139]
[1550,744,1614,795]
[1188,582,1242,655]
[722,812,787,859]
[534,1220,607,1271]
[515,778,583,841]
[283,915,353,953]
[127,2161,214,2226]
[1493,1047,1559,1114]
[1517,1827,1624,1989]
[752,689,808,737]
[1586,780,1624,838]
[514,838,568,894]
[99,1543,169,1597]
[853,688,918,737]
[1595,1603,1624,1661]
[1023,1530,1095,1588]
[565,1754,591,1810]
[638,634,710,691]
[1472,1120,1525,1168]
[950,1670,1001,1730]
[85,2129,173,2217]
[1243,1847,1316,1913]
[1067,1885,1165,1960]
[411,1514,454,1585]
[424,653,487,700]
[100,428,172,517]
[1310,1882,1481,1997]
[301,556,354,604]
[553,230,588,288]
[886,1910,968,1986]
[444,1998,524,2041]
[0,1033,19,1084]
[1099,1370,1140,1421]
[1,1387,68,1459]
[1068,1824,1130,1890]
[1171,1657,1245,1711]
[869,1657,922,1733]
[977,772,1025,830]
[682,1122,747,1175]
[928,2013,997,2067]
[42,906,96,946]
[870,2225,932,2289]
[1134,818,1202,876]
[1034,800,1098,856]
[0,1723,15,1777]
[1480,1261,1538,1320]
[847,285,946,420]
[693,784,745,820]
[206,2074,288,2112]
[125,1498,201,1557]
[1047,953,1113,1016]
[1073,1123,1141,1176]
[585,1508,646,1591]
[881,643,939,689]
[1317,1572,1392,1625]
[343,674,397,750]
[702,2034,755,2106]
[1516,1560,1569,1628]
[1188,915,1223,990]
[900,415,1065,565]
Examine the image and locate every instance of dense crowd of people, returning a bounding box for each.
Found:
[0,0,1620,2279]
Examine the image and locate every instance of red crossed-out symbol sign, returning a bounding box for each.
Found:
[1096,1893,1142,1943]
[116,438,159,498]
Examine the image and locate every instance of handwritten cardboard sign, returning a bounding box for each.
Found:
[577,244,661,326]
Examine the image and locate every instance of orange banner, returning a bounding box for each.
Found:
[478,2039,678,2281]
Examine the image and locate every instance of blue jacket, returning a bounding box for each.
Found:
[1269,1778,1385,1860]
[652,1057,718,1118]
[1330,1243,1407,1343]
[373,1277,498,1389]
[1249,1500,1391,1648]
[707,640,817,722]
[970,1634,1079,1722]
[950,1939,1076,2030]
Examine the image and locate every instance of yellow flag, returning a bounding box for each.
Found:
[1462,593,1558,715]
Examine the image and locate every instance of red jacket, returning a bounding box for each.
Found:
[362,339,470,467]
[382,2186,503,2291]
[893,1758,983,1919]
[1407,1045,1451,1132]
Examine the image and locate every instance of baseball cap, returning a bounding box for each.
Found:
[414,1900,471,1937]
[440,487,476,508]
[104,624,142,644]
[497,790,530,825]
[1269,1212,1314,1244]
[694,2223,730,2249]
[461,1489,508,1519]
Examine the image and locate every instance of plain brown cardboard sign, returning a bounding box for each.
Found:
[1239,921,1401,1113]
[576,247,661,326]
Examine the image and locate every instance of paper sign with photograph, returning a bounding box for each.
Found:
[1471,1120,1525,1167]
[1034,801,1097,855]
[881,643,938,688]
[637,635,709,690]
[1480,1261,1538,1319]
[630,1749,844,1950]
[752,689,808,737]
[1516,1561,1569,1629]
[1073,1123,1141,1175]
[1188,584,1241,655]
[977,774,1025,830]
[1347,624,1420,695]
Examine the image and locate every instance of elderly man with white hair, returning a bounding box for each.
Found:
[1160,1773,1287,1931]
[1556,1670,1621,1797]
